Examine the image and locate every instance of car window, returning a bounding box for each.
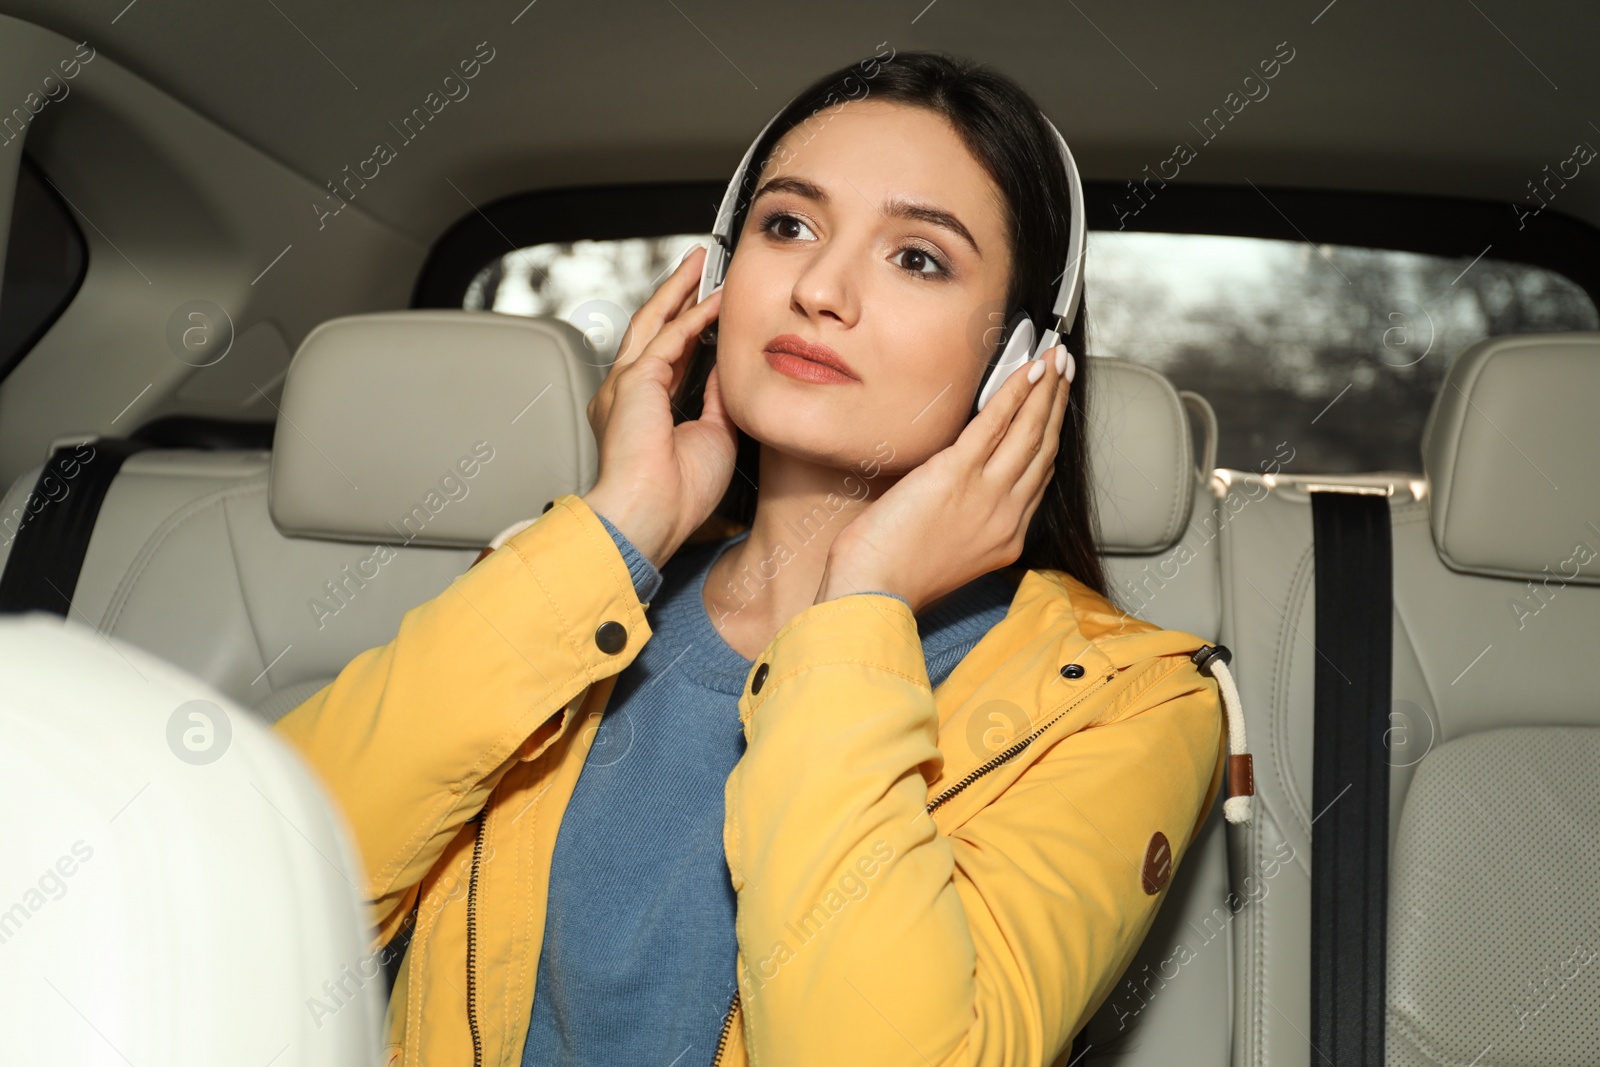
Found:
[0,157,87,381]
[1087,232,1597,473]
[466,231,1597,474]
[465,234,707,365]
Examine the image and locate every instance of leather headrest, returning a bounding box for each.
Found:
[269,311,604,547]
[1421,332,1600,584]
[1089,357,1196,553]
[268,315,1196,555]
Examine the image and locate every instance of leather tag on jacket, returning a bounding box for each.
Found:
[1229,753,1256,797]
[1141,831,1173,895]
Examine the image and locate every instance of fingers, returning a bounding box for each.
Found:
[600,281,719,391]
[1017,352,1071,493]
[614,244,709,368]
[983,346,1067,484]
[598,287,720,421]
[642,286,721,364]
[951,345,1041,467]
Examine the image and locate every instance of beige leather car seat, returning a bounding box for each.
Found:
[0,314,1242,1067]
[0,312,603,719]
[1218,332,1600,1066]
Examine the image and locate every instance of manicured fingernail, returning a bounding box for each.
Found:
[1054,345,1067,376]
[1026,359,1046,384]
[1063,351,1076,384]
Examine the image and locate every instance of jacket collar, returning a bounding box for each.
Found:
[933,566,1211,733]
[682,513,1210,708]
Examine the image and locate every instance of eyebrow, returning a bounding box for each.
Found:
[750,175,983,258]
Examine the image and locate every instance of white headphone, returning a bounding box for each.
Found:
[697,98,1086,414]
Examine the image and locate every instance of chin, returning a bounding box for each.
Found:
[732,383,847,456]
[735,392,931,481]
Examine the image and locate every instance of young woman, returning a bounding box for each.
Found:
[276,50,1236,1067]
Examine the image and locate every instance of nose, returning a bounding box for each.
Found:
[789,234,860,329]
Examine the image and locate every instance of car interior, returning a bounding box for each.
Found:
[1,2,1597,1064]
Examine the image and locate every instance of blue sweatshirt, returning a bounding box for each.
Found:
[522,513,1018,1066]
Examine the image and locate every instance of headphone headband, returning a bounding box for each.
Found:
[1040,123,1087,349]
[699,103,788,304]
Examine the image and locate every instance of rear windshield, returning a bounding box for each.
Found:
[464,231,1597,474]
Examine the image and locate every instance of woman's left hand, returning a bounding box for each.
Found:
[816,344,1075,614]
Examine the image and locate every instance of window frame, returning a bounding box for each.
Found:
[412,182,727,309]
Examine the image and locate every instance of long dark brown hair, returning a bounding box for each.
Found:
[671,49,1108,599]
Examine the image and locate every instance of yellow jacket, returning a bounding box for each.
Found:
[274,493,1228,1067]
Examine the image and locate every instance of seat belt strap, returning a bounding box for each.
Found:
[1309,490,1393,1066]
[0,438,155,617]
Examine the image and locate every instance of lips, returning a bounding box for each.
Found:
[763,334,861,383]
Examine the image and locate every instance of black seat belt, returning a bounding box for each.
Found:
[1309,490,1393,1066]
[0,437,155,617]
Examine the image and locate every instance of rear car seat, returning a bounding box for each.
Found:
[1218,332,1600,1065]
[1074,365,1236,1067]
[0,311,603,720]
[0,312,1239,1065]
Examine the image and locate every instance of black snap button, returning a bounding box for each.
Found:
[1060,663,1085,680]
[541,500,554,513]
[751,662,769,694]
[595,621,628,654]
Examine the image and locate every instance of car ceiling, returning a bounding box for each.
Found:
[2,0,1597,242]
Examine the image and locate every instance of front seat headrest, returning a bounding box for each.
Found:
[269,311,604,547]
[268,314,1197,556]
[1089,357,1197,554]
[1421,331,1600,584]
[0,614,384,1064]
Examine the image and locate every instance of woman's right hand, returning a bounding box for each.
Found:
[581,244,736,570]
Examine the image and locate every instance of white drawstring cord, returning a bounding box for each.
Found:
[488,517,537,552]
[1194,647,1253,825]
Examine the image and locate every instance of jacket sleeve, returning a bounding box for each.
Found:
[271,494,656,946]
[723,593,1226,1067]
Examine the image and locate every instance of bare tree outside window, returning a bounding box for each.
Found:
[466,235,706,365]
[1088,232,1597,472]
[468,231,1597,475]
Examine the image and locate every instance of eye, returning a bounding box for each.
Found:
[760,210,818,242]
[891,245,948,278]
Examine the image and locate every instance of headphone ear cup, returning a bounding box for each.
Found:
[973,311,1037,415]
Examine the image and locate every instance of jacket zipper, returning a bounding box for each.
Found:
[467,810,741,1067]
[709,986,740,1066]
[707,671,1115,1065]
[925,671,1114,814]
[467,810,487,1067]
